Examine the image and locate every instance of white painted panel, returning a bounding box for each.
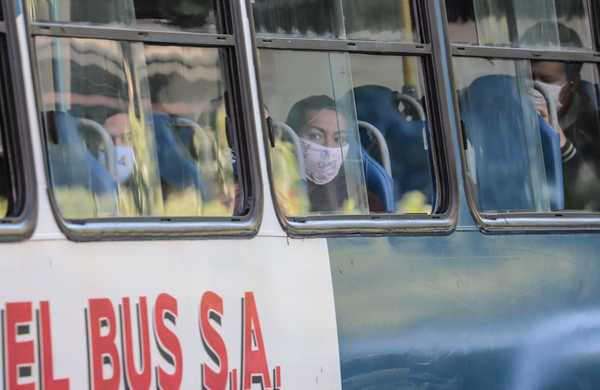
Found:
[0,237,341,389]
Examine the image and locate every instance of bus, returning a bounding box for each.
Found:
[1,0,600,388]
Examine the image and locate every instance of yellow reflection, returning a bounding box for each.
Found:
[0,196,6,218]
[196,101,236,216]
[123,62,164,217]
[163,189,203,217]
[270,140,309,217]
[397,191,432,214]
[400,0,417,88]
[54,188,116,219]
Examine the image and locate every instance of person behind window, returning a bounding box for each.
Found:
[103,113,136,184]
[286,95,350,213]
[523,22,600,210]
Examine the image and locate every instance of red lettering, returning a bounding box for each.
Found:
[154,294,183,390]
[39,301,70,390]
[122,297,151,390]
[242,293,272,390]
[229,369,238,390]
[200,292,228,390]
[87,298,120,390]
[5,302,35,390]
[274,366,281,390]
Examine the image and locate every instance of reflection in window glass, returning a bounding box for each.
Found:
[253,0,418,42]
[145,45,237,216]
[0,40,11,219]
[35,37,239,219]
[259,50,434,217]
[0,121,8,219]
[29,0,219,33]
[455,57,600,212]
[446,0,592,50]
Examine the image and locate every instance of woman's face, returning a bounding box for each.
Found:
[533,61,567,85]
[299,108,349,148]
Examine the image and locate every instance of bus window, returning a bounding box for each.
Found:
[30,0,255,229]
[254,1,442,222]
[0,17,12,219]
[0,10,6,219]
[0,1,35,236]
[446,0,593,50]
[30,0,219,33]
[0,106,8,219]
[254,0,418,42]
[447,0,600,221]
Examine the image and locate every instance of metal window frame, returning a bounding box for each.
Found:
[443,0,600,233]
[0,0,37,242]
[248,0,458,237]
[25,0,264,241]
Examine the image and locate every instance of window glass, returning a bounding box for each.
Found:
[259,50,434,217]
[0,39,12,219]
[455,57,600,212]
[0,119,8,219]
[446,0,593,50]
[35,37,240,219]
[253,0,418,42]
[29,0,219,33]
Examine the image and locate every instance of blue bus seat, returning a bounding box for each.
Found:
[460,75,564,212]
[151,113,207,199]
[353,85,434,205]
[362,149,396,213]
[45,111,118,198]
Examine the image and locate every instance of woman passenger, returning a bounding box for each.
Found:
[286,95,350,213]
[523,22,600,210]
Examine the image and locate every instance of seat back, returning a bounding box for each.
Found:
[45,111,118,216]
[152,113,206,199]
[353,85,434,205]
[460,75,564,212]
[362,149,395,213]
[47,111,118,194]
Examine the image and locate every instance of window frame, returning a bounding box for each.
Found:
[443,0,600,233]
[25,0,263,241]
[248,0,458,237]
[0,0,37,242]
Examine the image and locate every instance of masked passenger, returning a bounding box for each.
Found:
[523,22,600,210]
[286,95,350,213]
[103,113,136,184]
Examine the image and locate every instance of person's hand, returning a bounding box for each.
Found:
[536,106,567,147]
[536,105,550,124]
[556,126,567,147]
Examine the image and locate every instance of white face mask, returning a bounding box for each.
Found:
[301,139,349,185]
[115,145,136,183]
[536,81,565,111]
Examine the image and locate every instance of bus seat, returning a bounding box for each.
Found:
[151,113,206,199]
[460,74,564,212]
[353,85,434,205]
[46,111,118,197]
[538,116,565,210]
[358,120,391,176]
[362,149,395,213]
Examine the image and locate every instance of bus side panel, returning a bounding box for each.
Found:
[0,237,341,389]
[329,233,600,389]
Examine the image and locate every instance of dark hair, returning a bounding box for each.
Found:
[520,21,583,49]
[286,95,337,134]
[521,22,584,80]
